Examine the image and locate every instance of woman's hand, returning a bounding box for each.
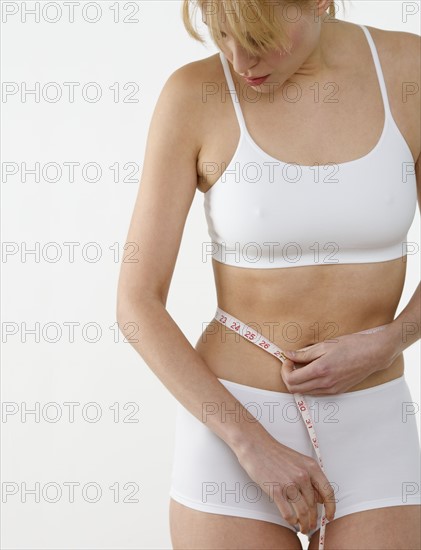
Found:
[235,432,336,535]
[280,324,398,396]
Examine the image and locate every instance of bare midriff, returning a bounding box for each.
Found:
[194,257,406,393]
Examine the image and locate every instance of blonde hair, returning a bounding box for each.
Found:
[182,0,347,55]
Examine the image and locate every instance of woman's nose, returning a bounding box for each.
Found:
[229,44,259,76]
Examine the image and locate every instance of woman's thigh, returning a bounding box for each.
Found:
[169,498,303,550]
[308,505,421,550]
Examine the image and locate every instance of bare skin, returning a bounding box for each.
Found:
[169,14,421,550]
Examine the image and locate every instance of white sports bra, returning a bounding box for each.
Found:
[203,24,417,269]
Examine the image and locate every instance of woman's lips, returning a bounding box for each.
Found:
[243,74,270,86]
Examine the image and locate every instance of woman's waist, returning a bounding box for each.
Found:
[195,319,405,394]
[203,308,396,350]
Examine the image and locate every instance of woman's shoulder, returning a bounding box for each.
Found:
[360,22,420,161]
[340,21,419,106]
[362,22,420,70]
[160,52,224,127]
[158,53,224,125]
[368,23,420,107]
[165,53,222,91]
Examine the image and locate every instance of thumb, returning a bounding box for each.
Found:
[280,358,296,384]
[283,344,316,363]
[283,349,304,362]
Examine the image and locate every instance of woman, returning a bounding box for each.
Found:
[117,0,421,548]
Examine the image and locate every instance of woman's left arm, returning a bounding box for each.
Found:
[385,146,421,356]
[383,32,421,362]
[383,282,420,359]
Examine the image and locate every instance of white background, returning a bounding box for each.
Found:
[2,1,420,549]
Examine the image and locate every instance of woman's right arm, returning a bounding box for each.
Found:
[116,62,258,452]
[116,63,335,533]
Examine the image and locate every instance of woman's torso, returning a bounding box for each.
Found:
[191,21,420,393]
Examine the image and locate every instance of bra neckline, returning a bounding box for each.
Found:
[237,102,388,169]
[203,109,390,195]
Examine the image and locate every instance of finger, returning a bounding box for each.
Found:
[280,359,296,386]
[272,481,302,529]
[314,473,336,520]
[284,345,321,364]
[291,496,312,534]
[276,483,305,531]
[290,382,332,396]
[282,370,328,395]
[298,478,318,529]
[313,484,324,504]
[285,482,312,534]
[275,495,300,531]
[282,359,322,386]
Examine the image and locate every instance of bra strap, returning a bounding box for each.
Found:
[359,24,392,120]
[218,51,247,132]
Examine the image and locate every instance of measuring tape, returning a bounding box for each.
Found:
[214,305,388,549]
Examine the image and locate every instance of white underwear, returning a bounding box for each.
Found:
[169,373,421,540]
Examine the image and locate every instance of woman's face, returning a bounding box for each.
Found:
[205,0,330,93]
